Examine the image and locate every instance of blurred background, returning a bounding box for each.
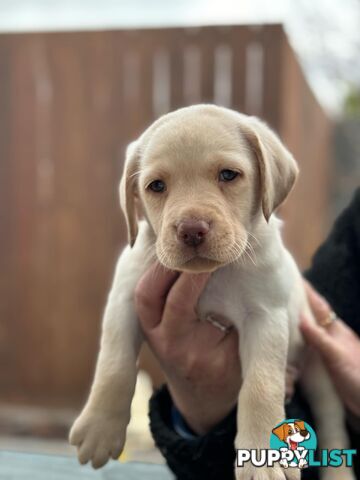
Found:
[0,0,359,465]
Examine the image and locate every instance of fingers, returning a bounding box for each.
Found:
[135,262,179,331]
[303,281,348,330]
[301,280,359,368]
[136,264,210,338]
[161,272,210,336]
[300,314,343,365]
[303,280,332,326]
[330,315,360,340]
[219,328,240,355]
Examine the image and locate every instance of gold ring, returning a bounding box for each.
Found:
[320,310,337,328]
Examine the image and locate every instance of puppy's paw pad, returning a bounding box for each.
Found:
[69,410,127,468]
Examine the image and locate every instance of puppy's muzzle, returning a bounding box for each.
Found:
[177,219,210,247]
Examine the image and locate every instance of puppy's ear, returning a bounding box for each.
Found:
[272,423,287,442]
[119,141,140,247]
[295,420,306,431]
[243,118,299,221]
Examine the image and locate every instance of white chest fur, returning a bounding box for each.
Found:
[194,224,306,365]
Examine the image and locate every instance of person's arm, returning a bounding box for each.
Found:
[304,188,360,334]
[135,264,311,480]
[140,271,360,480]
[301,282,360,419]
[141,188,360,479]
[303,188,360,478]
[149,384,237,480]
[135,265,240,480]
[135,267,241,435]
[300,296,360,475]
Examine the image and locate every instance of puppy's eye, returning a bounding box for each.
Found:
[219,169,239,182]
[148,180,166,193]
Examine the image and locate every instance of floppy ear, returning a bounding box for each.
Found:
[119,141,140,247]
[243,118,299,221]
[272,423,287,442]
[294,420,306,431]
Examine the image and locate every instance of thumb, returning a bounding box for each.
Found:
[161,272,210,336]
[135,263,179,332]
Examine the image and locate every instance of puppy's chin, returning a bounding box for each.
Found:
[157,254,224,273]
[180,257,222,273]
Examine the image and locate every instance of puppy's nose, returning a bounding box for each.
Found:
[177,219,210,247]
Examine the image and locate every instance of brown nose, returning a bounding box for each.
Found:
[177,219,210,247]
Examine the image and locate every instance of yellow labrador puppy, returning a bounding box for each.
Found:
[69,105,354,480]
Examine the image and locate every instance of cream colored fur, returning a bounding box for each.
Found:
[69,105,354,480]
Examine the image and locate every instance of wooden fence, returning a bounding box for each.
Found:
[0,24,332,408]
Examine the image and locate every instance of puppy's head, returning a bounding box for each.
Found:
[120,105,298,272]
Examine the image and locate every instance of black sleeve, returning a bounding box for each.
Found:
[304,188,360,333]
[148,188,360,480]
[149,385,237,480]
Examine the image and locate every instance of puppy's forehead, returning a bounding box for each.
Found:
[142,111,246,166]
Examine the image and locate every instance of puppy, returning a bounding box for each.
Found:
[69,105,354,480]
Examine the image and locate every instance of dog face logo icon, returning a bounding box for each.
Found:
[272,420,310,450]
[271,419,316,469]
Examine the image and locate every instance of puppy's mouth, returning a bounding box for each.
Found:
[289,440,298,451]
[156,243,242,273]
[156,223,250,272]
[172,238,233,272]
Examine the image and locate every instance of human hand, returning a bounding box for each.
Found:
[301,281,360,417]
[135,263,241,435]
[135,263,301,434]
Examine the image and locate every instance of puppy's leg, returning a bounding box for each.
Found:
[301,350,355,480]
[69,235,152,468]
[235,309,300,480]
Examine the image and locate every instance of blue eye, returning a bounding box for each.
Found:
[219,169,239,182]
[148,180,166,193]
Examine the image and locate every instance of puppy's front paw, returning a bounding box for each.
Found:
[69,409,128,468]
[235,463,301,480]
[279,459,289,469]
